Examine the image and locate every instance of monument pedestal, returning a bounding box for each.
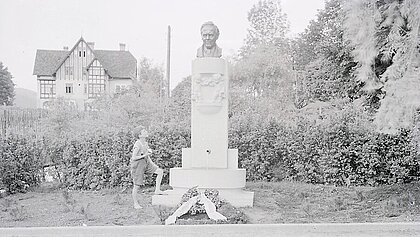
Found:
[152,58,254,207]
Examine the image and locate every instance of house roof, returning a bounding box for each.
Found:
[33,38,137,79]
[33,50,68,76]
[92,50,137,79]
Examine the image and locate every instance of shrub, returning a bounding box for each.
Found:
[58,126,189,189]
[0,135,43,193]
[60,131,132,190]
[230,108,419,186]
[147,125,190,184]
[3,106,418,191]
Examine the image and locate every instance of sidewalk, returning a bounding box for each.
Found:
[1,222,420,237]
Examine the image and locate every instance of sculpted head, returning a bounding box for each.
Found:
[200,21,219,49]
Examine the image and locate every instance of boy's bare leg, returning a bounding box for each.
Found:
[154,168,166,195]
[132,185,142,209]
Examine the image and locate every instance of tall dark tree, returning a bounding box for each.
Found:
[0,62,15,106]
[292,0,358,105]
[344,0,420,133]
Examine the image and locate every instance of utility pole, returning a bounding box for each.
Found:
[166,25,171,98]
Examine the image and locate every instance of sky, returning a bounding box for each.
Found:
[0,0,325,92]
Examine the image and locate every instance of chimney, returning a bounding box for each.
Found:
[63,46,69,51]
[87,42,95,50]
[119,43,126,51]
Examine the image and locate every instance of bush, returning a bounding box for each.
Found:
[3,106,418,191]
[59,131,133,190]
[230,110,420,186]
[230,121,290,181]
[0,136,43,193]
[58,126,189,189]
[147,125,190,184]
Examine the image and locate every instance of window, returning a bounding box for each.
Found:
[84,84,87,94]
[66,100,76,107]
[65,66,73,76]
[65,83,73,94]
[115,84,129,93]
[40,80,56,99]
[83,51,86,57]
[79,51,82,57]
[87,60,106,98]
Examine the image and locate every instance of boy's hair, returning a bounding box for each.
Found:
[133,125,145,137]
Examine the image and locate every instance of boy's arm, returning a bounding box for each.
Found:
[131,144,149,161]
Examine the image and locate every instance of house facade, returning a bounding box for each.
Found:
[33,37,137,109]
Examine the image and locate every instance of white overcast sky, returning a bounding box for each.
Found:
[0,0,325,92]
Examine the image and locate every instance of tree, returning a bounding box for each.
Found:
[343,0,381,91]
[231,0,295,123]
[39,98,82,139]
[292,0,358,105]
[343,0,420,133]
[0,62,15,106]
[240,0,289,56]
[231,42,296,125]
[111,57,165,128]
[166,76,191,126]
[233,44,294,101]
[136,57,165,98]
[84,57,166,129]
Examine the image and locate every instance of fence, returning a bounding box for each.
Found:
[0,106,46,137]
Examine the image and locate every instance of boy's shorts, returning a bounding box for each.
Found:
[130,158,158,186]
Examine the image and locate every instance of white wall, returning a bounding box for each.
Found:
[109,78,133,94]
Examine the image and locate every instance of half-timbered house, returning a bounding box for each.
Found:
[33,37,137,109]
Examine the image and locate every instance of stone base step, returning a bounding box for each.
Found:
[169,167,246,189]
[152,188,254,207]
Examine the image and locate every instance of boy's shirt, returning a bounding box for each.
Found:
[132,140,149,159]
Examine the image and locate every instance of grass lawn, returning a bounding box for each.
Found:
[1,181,419,227]
[244,181,420,223]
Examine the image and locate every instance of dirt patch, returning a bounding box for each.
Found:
[241,181,420,224]
[0,186,161,227]
[1,181,419,227]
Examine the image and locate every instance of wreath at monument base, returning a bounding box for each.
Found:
[158,186,248,225]
[179,186,223,215]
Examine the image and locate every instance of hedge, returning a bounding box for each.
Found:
[0,136,43,193]
[58,126,190,189]
[2,119,419,192]
[229,119,419,186]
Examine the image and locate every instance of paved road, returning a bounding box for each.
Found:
[1,222,419,237]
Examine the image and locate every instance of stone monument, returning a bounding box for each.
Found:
[152,22,254,207]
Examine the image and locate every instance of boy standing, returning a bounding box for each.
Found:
[131,127,165,209]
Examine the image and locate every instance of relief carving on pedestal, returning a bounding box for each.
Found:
[192,73,226,107]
